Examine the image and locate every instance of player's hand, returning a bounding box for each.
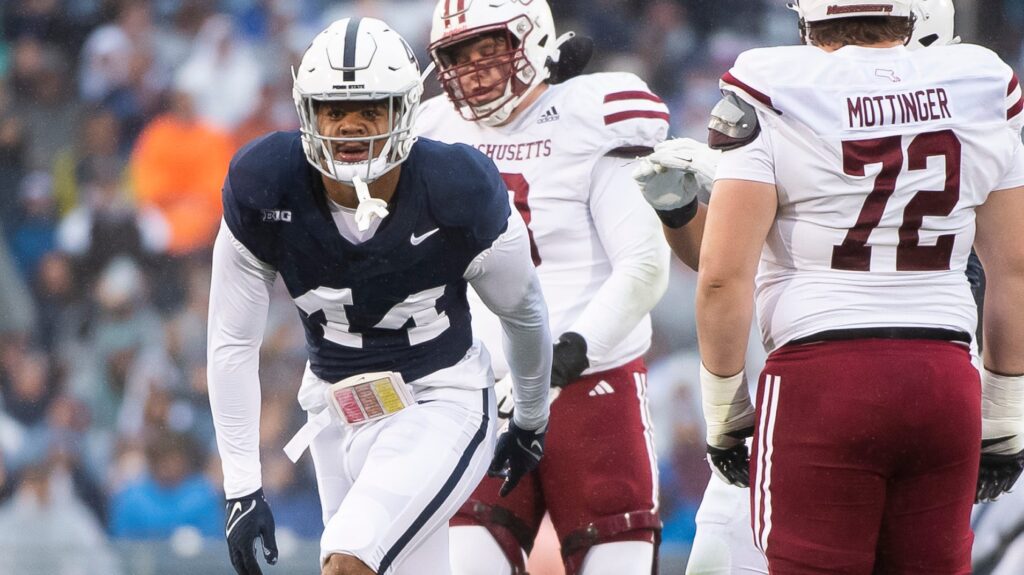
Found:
[633,138,720,227]
[707,431,754,488]
[551,332,589,389]
[488,420,546,497]
[225,488,278,575]
[977,369,1024,502]
[977,451,1024,503]
[699,365,756,488]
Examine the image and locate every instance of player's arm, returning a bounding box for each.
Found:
[465,212,552,430]
[696,179,776,378]
[561,155,670,380]
[695,178,776,487]
[693,89,776,487]
[207,221,280,573]
[208,221,276,496]
[973,181,1024,503]
[465,212,552,495]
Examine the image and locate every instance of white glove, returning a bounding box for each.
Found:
[633,138,721,210]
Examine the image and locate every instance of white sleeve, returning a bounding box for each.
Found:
[465,212,551,431]
[995,130,1024,191]
[569,156,670,363]
[207,220,276,498]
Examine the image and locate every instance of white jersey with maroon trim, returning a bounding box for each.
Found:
[713,43,1024,352]
[416,72,670,376]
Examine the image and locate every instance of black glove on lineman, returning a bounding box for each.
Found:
[225,488,278,575]
[551,332,589,389]
[488,420,547,497]
[706,426,755,488]
[977,450,1024,503]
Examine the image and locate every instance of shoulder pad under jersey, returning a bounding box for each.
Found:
[708,92,761,151]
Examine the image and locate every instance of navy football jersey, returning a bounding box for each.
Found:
[222,132,511,383]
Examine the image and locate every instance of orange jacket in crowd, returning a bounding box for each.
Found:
[131,113,235,256]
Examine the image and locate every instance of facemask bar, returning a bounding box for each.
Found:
[431,19,538,125]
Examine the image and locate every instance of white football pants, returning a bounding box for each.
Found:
[311,385,497,574]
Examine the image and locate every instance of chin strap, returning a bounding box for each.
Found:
[352,174,389,231]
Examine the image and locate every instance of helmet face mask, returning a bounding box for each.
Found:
[293,18,426,184]
[429,0,555,127]
[432,23,537,124]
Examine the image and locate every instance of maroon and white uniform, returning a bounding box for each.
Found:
[716,43,1024,573]
[416,72,670,573]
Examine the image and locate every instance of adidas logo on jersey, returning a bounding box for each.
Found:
[537,106,560,124]
[588,380,614,397]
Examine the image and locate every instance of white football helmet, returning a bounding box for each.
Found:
[293,17,426,185]
[788,0,914,22]
[910,0,958,49]
[428,0,556,127]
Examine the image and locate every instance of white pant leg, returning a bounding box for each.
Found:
[579,541,654,575]
[686,476,768,575]
[449,526,515,575]
[311,385,497,574]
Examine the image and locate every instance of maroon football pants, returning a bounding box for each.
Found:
[451,358,659,569]
[750,339,979,575]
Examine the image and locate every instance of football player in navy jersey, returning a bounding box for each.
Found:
[207,18,552,575]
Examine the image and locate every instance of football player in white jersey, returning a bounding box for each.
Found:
[207,18,554,575]
[686,0,1024,572]
[413,0,693,573]
[634,1,967,573]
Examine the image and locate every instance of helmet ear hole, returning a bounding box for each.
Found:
[918,34,939,47]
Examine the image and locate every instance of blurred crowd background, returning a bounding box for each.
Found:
[0,0,1022,573]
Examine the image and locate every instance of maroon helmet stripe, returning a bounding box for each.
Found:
[457,0,466,24]
[443,0,451,27]
[721,71,781,114]
[604,91,664,104]
[604,110,671,125]
[1009,74,1020,97]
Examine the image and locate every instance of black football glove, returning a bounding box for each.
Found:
[977,449,1024,503]
[706,426,755,488]
[551,332,589,390]
[488,420,547,497]
[225,488,278,575]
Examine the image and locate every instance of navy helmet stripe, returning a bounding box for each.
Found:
[342,17,361,82]
[377,388,491,573]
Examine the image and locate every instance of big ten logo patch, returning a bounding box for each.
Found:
[262,209,292,222]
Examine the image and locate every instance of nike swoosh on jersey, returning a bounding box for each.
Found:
[410,228,440,245]
[226,500,257,537]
